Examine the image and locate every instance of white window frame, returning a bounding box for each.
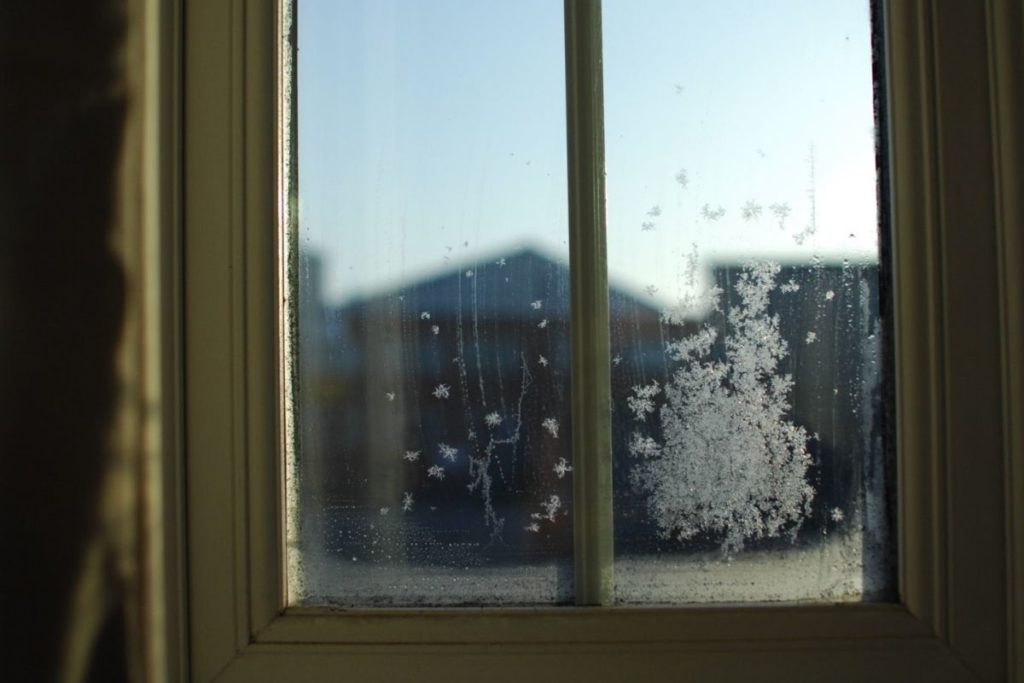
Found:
[173,1,1024,680]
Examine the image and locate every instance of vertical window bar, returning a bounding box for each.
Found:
[564,0,613,606]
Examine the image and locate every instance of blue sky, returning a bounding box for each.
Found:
[298,0,879,306]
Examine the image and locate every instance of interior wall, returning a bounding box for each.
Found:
[0,2,133,681]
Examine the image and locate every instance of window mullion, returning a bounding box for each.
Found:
[564,0,614,607]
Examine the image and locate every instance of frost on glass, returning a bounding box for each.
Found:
[289,0,574,606]
[605,0,895,603]
[629,261,815,556]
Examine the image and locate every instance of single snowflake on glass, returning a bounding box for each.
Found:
[401,492,414,512]
[701,204,726,221]
[553,457,572,479]
[641,220,656,232]
[538,355,549,367]
[484,412,503,428]
[612,354,622,366]
[769,202,791,228]
[780,279,800,294]
[627,381,661,421]
[644,284,659,297]
[420,311,431,320]
[675,168,689,189]
[647,205,662,217]
[402,450,420,462]
[385,392,396,402]
[432,383,451,399]
[438,443,458,462]
[825,290,835,301]
[542,417,560,438]
[427,465,445,480]
[741,200,763,221]
[524,522,540,533]
[431,325,440,335]
[540,495,561,522]
[465,269,474,278]
[496,257,507,267]
[379,507,390,516]
[530,300,543,309]
[537,319,548,329]
[805,331,818,345]
[629,433,661,458]
[830,507,845,523]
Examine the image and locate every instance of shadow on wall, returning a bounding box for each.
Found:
[0,2,130,682]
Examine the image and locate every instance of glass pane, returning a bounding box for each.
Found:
[603,0,895,603]
[289,0,573,606]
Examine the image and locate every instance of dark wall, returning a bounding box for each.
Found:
[0,3,129,681]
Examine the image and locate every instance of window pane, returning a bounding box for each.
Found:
[603,0,895,603]
[289,0,573,606]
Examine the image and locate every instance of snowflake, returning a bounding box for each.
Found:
[385,392,396,401]
[465,270,474,278]
[438,443,458,462]
[542,417,559,438]
[540,495,561,522]
[805,331,818,345]
[825,290,835,301]
[401,492,414,512]
[484,412,503,428]
[420,311,431,320]
[741,200,763,221]
[432,383,451,399]
[496,257,507,267]
[431,325,440,335]
[530,300,543,309]
[769,202,791,228]
[647,205,662,217]
[627,381,661,421]
[538,355,549,367]
[553,457,572,479]
[830,507,845,523]
[379,507,390,516]
[537,319,548,329]
[675,168,689,189]
[641,221,656,232]
[524,523,540,533]
[612,354,622,366]
[701,204,726,221]
[793,224,816,245]
[427,465,445,480]
[644,285,658,297]
[628,434,661,458]
[402,450,420,462]
[780,279,800,294]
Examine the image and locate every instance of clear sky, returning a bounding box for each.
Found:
[297,0,879,307]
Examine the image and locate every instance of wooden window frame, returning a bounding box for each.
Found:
[176,0,1024,680]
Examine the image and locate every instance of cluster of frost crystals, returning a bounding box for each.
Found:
[629,260,814,555]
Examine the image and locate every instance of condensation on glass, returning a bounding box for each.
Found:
[286,0,574,606]
[603,0,895,603]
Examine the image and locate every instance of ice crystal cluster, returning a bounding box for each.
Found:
[629,261,814,555]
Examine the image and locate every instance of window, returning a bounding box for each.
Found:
[182,0,1017,680]
[288,0,895,609]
